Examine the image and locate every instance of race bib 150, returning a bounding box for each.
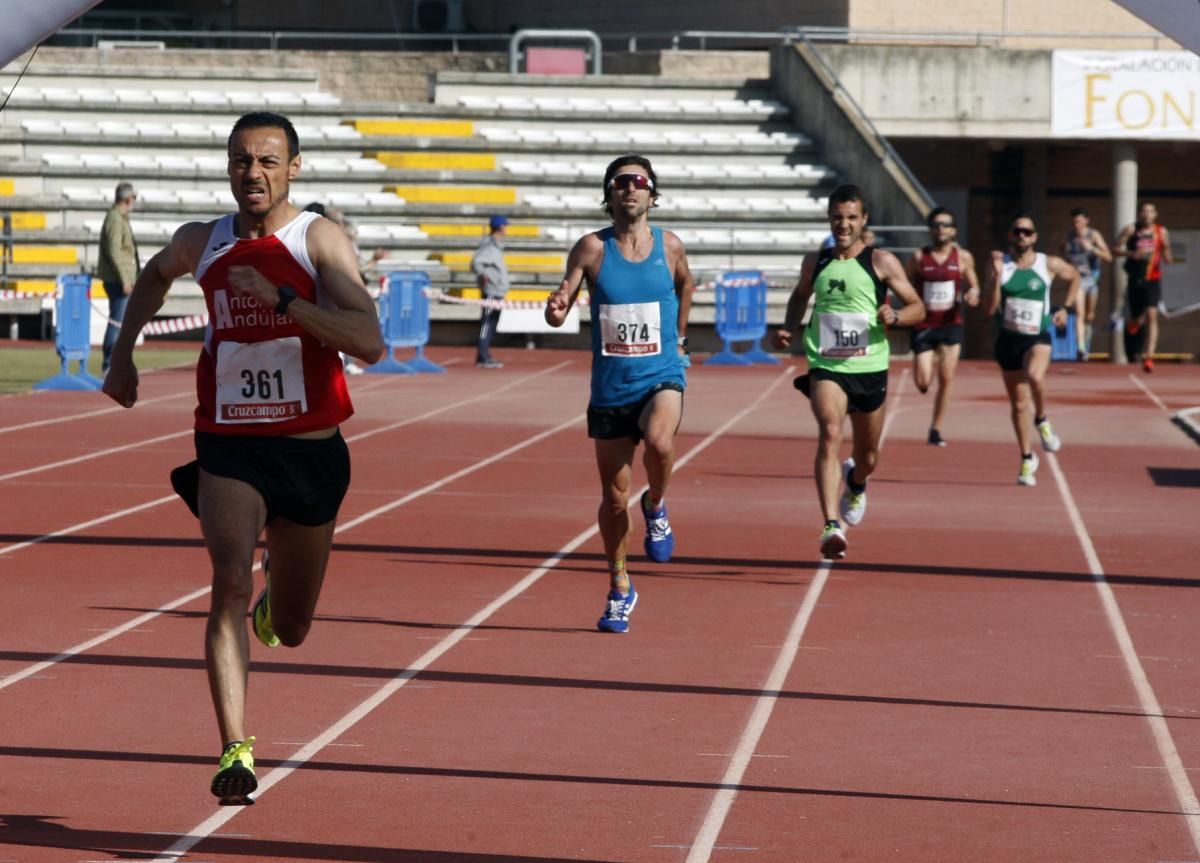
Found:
[818,311,869,357]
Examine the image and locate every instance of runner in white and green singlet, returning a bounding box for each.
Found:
[774,184,925,562]
[986,212,1080,488]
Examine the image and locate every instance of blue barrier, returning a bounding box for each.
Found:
[33,273,104,391]
[1050,312,1079,362]
[366,271,444,375]
[703,270,779,366]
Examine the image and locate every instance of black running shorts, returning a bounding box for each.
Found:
[910,324,964,354]
[173,430,351,526]
[808,368,888,414]
[587,382,684,442]
[993,330,1052,372]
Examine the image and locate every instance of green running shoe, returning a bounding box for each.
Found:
[253,552,280,649]
[211,736,257,805]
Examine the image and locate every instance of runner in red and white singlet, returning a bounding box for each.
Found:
[903,207,981,447]
[103,112,384,805]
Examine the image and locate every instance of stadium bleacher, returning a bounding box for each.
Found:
[1,60,838,329]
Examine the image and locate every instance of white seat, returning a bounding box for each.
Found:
[262,90,305,107]
[158,155,198,171]
[687,165,725,180]
[502,160,542,176]
[293,124,325,143]
[387,225,427,239]
[118,154,159,170]
[346,158,388,173]
[516,129,557,144]
[136,123,178,139]
[713,100,757,115]
[642,99,683,114]
[497,96,536,111]
[177,189,217,204]
[364,192,406,208]
[744,197,789,213]
[227,91,264,106]
[700,132,739,147]
[21,119,62,134]
[61,120,99,136]
[566,97,604,111]
[172,122,216,139]
[532,97,572,112]
[61,186,107,202]
[83,219,104,234]
[541,162,581,178]
[301,91,341,106]
[677,99,714,114]
[41,87,82,103]
[555,130,593,145]
[137,189,179,205]
[188,90,230,107]
[477,127,520,143]
[81,154,122,169]
[321,125,362,139]
[114,88,155,105]
[354,223,391,240]
[628,131,669,147]
[150,89,188,104]
[304,157,344,172]
[77,87,118,104]
[194,156,227,171]
[97,120,133,137]
[559,194,597,209]
[758,164,800,178]
[325,192,368,207]
[726,165,764,180]
[5,87,41,103]
[522,194,565,209]
[458,95,498,110]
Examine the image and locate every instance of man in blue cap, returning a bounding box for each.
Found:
[470,214,510,368]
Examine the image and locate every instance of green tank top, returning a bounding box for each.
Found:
[804,246,888,373]
[997,252,1053,336]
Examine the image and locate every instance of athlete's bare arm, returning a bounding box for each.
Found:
[101,221,210,408]
[958,246,982,307]
[873,248,925,326]
[1160,226,1174,264]
[1113,225,1134,258]
[1045,255,1081,326]
[545,232,603,327]
[664,230,695,353]
[772,253,819,350]
[226,218,384,364]
[984,251,1004,317]
[1090,230,1114,263]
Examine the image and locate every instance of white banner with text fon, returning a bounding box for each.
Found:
[1052,50,1200,140]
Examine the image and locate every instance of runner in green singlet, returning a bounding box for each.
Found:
[773,184,925,561]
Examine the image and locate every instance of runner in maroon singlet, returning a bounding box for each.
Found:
[903,207,981,446]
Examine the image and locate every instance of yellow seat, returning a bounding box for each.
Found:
[446,287,555,302]
[10,246,79,265]
[420,223,540,238]
[387,186,517,206]
[0,178,15,196]
[370,152,496,171]
[347,119,474,138]
[431,251,563,272]
[10,212,47,230]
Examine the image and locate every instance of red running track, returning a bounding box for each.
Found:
[1,348,1199,862]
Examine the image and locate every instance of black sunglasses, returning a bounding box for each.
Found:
[608,173,654,191]
[931,221,955,229]
[1011,227,1035,237]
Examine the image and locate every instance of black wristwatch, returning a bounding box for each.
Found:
[275,285,297,315]
[677,336,688,349]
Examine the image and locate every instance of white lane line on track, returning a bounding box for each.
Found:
[0,431,193,482]
[1046,452,1200,854]
[145,366,796,863]
[0,364,579,682]
[0,392,194,435]
[685,367,909,863]
[1129,373,1172,413]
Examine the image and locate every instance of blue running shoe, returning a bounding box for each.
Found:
[597,585,638,633]
[640,491,674,562]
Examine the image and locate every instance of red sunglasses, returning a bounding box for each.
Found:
[608,172,654,191]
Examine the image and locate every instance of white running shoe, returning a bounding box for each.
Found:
[839,458,867,526]
[1037,419,1061,452]
[819,523,848,560]
[1017,451,1040,486]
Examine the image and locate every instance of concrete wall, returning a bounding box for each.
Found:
[771,43,930,229]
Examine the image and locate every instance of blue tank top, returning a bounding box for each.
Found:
[589,226,686,407]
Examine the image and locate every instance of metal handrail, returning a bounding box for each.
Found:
[39,24,1169,55]
[509,29,602,75]
[794,32,935,213]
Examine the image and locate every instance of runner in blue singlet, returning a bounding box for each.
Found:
[544,154,694,634]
